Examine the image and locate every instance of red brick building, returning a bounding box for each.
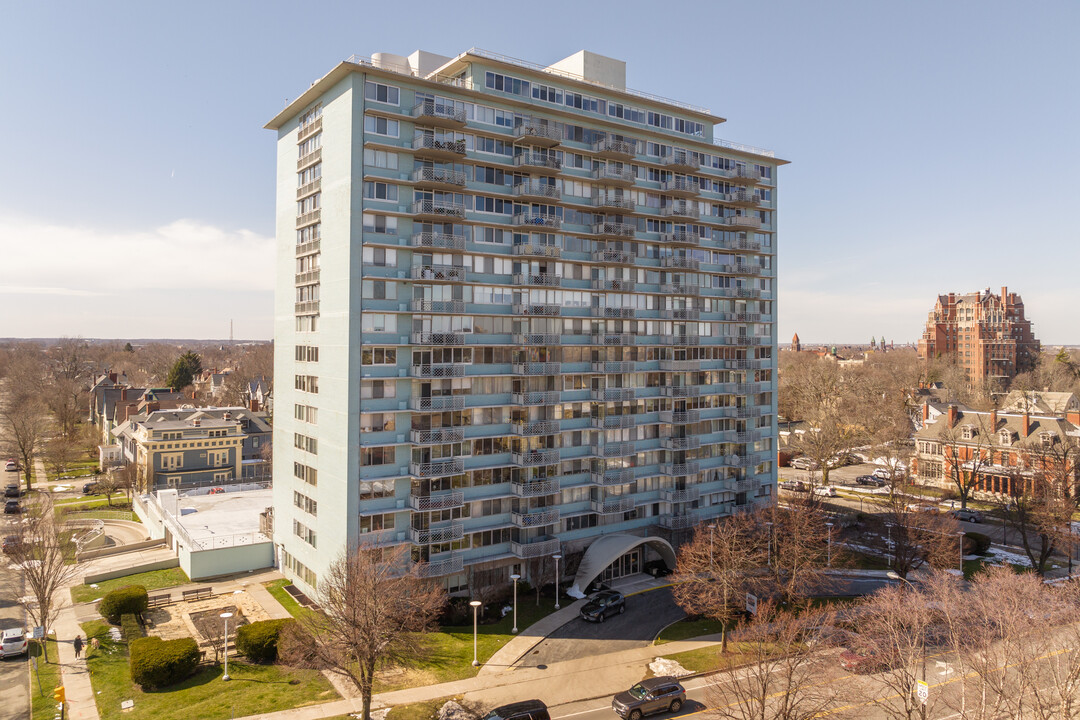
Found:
[916,286,1039,384]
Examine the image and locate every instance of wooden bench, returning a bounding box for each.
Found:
[146,593,172,608]
[181,587,213,602]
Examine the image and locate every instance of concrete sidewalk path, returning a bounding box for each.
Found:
[53,595,101,720]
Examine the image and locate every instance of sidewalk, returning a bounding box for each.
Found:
[53,593,100,720]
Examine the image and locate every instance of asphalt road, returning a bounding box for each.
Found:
[0,484,30,720]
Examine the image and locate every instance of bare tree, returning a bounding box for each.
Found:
[95,469,122,506]
[763,501,833,604]
[6,499,82,662]
[706,603,850,720]
[2,392,50,491]
[280,542,446,720]
[525,554,555,606]
[43,434,78,480]
[113,463,138,501]
[938,415,997,509]
[876,495,961,579]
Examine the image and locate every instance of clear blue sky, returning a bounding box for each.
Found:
[1,1,1076,343]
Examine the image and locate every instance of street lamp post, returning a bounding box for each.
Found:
[552,554,562,610]
[469,600,482,667]
[219,612,233,681]
[510,574,520,634]
[826,522,834,567]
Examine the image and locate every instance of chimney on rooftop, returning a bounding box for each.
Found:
[922,403,930,423]
[1022,412,1031,438]
[120,388,127,402]
[109,372,117,383]
[948,404,958,428]
[990,408,997,431]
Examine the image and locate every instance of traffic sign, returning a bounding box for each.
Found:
[745,593,758,615]
[916,680,928,704]
[31,626,44,640]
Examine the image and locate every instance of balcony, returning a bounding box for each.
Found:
[661,153,700,173]
[659,514,696,530]
[592,333,636,346]
[294,301,320,315]
[721,190,759,208]
[513,333,561,346]
[410,363,465,378]
[601,307,636,319]
[514,153,562,174]
[409,395,465,411]
[412,198,466,221]
[511,508,561,528]
[513,272,561,286]
[661,178,698,197]
[660,488,701,503]
[411,166,468,190]
[411,300,465,314]
[659,358,700,371]
[410,522,464,544]
[660,284,701,296]
[514,362,561,375]
[592,387,637,402]
[412,232,466,252]
[660,308,700,321]
[511,537,562,559]
[411,264,465,282]
[511,479,561,497]
[412,135,466,159]
[719,237,764,253]
[296,239,320,256]
[417,555,464,577]
[513,391,561,406]
[592,278,636,292]
[659,335,701,346]
[593,194,636,211]
[592,468,635,485]
[735,478,759,493]
[663,386,701,398]
[592,497,635,514]
[514,420,560,436]
[297,177,321,199]
[720,215,762,230]
[412,99,467,128]
[660,230,701,247]
[410,428,465,444]
[411,331,466,346]
[512,212,562,229]
[592,166,636,186]
[513,241,561,258]
[661,201,700,220]
[593,137,637,159]
[513,181,561,201]
[297,116,322,142]
[661,256,700,270]
[662,462,701,476]
[514,119,562,146]
[513,303,562,317]
[719,263,765,276]
[737,381,771,394]
[297,148,321,170]
[592,361,636,373]
[296,209,321,228]
[659,410,701,424]
[295,269,321,285]
[725,166,763,185]
[593,441,636,458]
[664,436,702,451]
[592,221,637,239]
[409,491,465,512]
[409,458,465,477]
[593,415,637,429]
[593,248,636,264]
[736,312,763,322]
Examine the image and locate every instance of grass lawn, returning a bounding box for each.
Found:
[29,637,63,720]
[836,549,891,571]
[385,696,464,720]
[263,579,315,620]
[650,641,786,675]
[62,508,138,522]
[81,620,338,720]
[56,496,133,508]
[71,567,190,604]
[46,460,99,482]
[656,617,729,644]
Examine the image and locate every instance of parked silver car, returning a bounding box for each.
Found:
[612,676,686,720]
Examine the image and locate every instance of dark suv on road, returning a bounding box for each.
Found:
[4,484,18,498]
[580,589,625,623]
[612,677,686,720]
[480,700,550,720]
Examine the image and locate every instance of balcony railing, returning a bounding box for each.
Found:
[513,333,561,345]
[511,538,562,558]
[297,177,321,199]
[295,269,321,285]
[409,395,465,411]
[513,242,561,258]
[720,215,763,230]
[663,386,702,397]
[514,119,562,146]
[294,301,320,314]
[660,230,701,246]
[592,387,637,402]
[659,410,701,424]
[412,232,466,251]
[513,362,562,375]
[592,468,635,485]
[721,190,759,208]
[661,256,700,270]
[296,209,321,228]
[593,194,636,211]
[410,428,465,444]
[592,221,636,239]
[661,178,698,197]
[601,307,636,319]
[511,479,561,497]
[592,278,636,292]
[410,522,464,544]
[514,153,562,173]
[592,333,636,346]
[592,361,636,373]
[511,508,561,528]
[411,166,468,188]
[409,458,465,477]
[659,514,696,530]
[297,116,322,142]
[297,147,321,170]
[412,99,467,126]
[593,441,636,458]
[409,491,465,512]
[513,303,562,316]
[659,358,700,371]
[512,212,562,229]
[593,137,637,159]
[664,436,702,451]
[411,331,466,346]
[513,420,561,436]
[513,391,561,406]
[512,272,561,286]
[592,497,635,514]
[719,237,764,253]
[411,265,466,282]
[513,181,561,201]
[661,153,700,172]
[662,462,701,476]
[592,166,635,185]
[413,199,466,220]
[417,555,464,577]
[593,248,636,264]
[411,300,465,314]
[660,488,701,503]
[659,284,701,296]
[593,415,637,429]
[410,363,465,378]
[724,166,763,185]
[661,202,700,219]
[660,308,700,321]
[659,335,702,346]
[296,239,320,256]
[412,135,466,157]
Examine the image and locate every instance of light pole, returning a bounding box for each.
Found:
[826,522,834,567]
[219,612,233,681]
[887,571,927,719]
[552,554,562,609]
[765,521,773,567]
[510,574,520,634]
[469,600,482,667]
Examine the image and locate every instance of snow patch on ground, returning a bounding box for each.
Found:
[983,545,1034,568]
[650,657,693,677]
[438,701,474,720]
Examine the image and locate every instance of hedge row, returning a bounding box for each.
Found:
[99,585,149,624]
[236,619,294,663]
[129,636,200,688]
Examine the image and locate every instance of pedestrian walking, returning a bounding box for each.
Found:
[73,635,83,659]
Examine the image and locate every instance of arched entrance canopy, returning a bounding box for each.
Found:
[566,533,676,599]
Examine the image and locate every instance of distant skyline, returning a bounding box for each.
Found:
[1,1,1077,342]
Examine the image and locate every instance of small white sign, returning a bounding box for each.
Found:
[916,680,929,703]
[746,593,758,615]
[121,699,134,710]
[31,626,44,640]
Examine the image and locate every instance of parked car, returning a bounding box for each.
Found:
[950,508,982,523]
[907,504,940,514]
[839,645,893,674]
[612,677,687,720]
[791,457,817,471]
[4,484,18,498]
[83,482,101,495]
[855,475,884,487]
[871,468,892,480]
[2,535,25,555]
[3,500,19,514]
[480,700,550,720]
[580,590,626,623]
[0,628,28,658]
[4,460,17,472]
[779,480,808,492]
[814,485,839,498]
[829,453,859,468]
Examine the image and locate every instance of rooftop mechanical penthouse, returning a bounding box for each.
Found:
[266,48,786,596]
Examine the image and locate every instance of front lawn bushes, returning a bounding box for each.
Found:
[99,585,148,624]
[129,636,200,688]
[236,619,294,663]
[120,614,145,643]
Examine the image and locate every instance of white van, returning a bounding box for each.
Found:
[814,485,838,498]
